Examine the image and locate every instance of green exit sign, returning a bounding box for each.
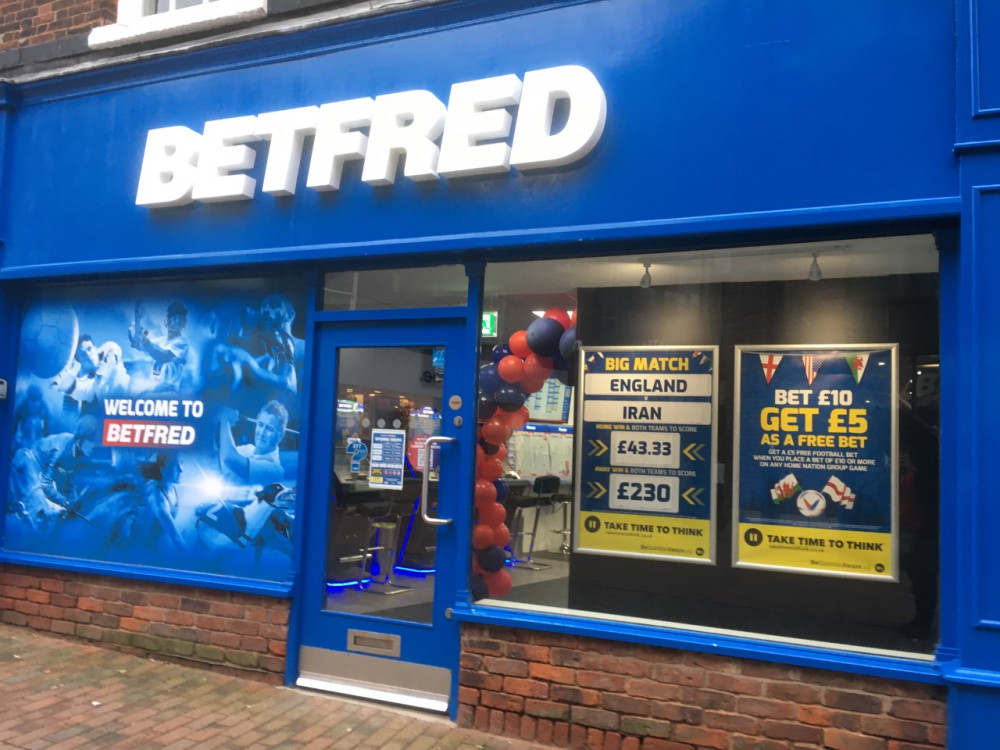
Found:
[482,311,498,338]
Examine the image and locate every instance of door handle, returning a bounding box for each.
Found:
[421,436,456,526]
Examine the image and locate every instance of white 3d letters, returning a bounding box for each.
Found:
[362,90,448,185]
[437,74,523,178]
[256,106,320,197]
[510,65,607,170]
[135,65,607,208]
[135,126,202,208]
[305,98,374,192]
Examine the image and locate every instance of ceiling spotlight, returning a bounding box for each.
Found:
[639,262,652,289]
[808,254,822,282]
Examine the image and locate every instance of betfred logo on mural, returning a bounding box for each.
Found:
[136,65,607,208]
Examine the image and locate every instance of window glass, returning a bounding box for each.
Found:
[156,0,217,12]
[322,266,467,311]
[474,235,940,655]
[324,347,445,624]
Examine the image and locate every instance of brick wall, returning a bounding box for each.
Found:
[0,0,115,51]
[459,624,947,750]
[0,565,289,683]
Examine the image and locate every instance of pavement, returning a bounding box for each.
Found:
[0,624,548,750]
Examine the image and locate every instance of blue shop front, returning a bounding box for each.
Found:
[0,0,997,745]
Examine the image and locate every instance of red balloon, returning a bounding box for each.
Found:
[479,502,507,527]
[475,491,500,514]
[476,445,486,464]
[505,405,530,430]
[483,568,512,598]
[509,330,531,358]
[494,443,508,462]
[544,308,572,330]
[475,479,497,505]
[497,355,525,383]
[481,417,512,446]
[523,353,553,382]
[492,523,511,547]
[473,524,495,550]
[477,458,503,481]
[520,374,546,394]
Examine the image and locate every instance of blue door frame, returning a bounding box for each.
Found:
[290,309,477,713]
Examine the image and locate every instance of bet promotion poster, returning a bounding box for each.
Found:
[575,346,718,563]
[5,279,305,583]
[733,345,897,580]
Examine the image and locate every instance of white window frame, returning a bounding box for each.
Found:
[88,0,267,50]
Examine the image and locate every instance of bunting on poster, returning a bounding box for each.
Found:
[803,355,822,385]
[759,353,782,384]
[845,352,871,384]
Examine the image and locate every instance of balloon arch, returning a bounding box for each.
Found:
[470,309,576,600]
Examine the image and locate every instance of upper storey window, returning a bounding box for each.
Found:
[156,0,222,11]
[88,0,267,50]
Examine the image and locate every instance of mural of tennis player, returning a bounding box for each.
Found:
[218,400,288,486]
[128,301,190,393]
[51,333,130,413]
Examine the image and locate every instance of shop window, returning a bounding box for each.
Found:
[473,235,940,655]
[88,0,267,50]
[5,277,304,585]
[322,266,467,311]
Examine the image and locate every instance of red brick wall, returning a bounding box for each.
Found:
[0,565,289,683]
[0,0,116,51]
[459,624,947,750]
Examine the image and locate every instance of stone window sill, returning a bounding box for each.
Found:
[88,0,268,50]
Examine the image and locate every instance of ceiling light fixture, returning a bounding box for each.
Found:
[808,254,822,282]
[639,262,652,289]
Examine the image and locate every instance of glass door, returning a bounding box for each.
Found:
[296,316,472,713]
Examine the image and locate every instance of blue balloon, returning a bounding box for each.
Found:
[477,545,507,572]
[525,316,564,357]
[559,325,577,363]
[491,343,512,363]
[479,363,501,394]
[493,479,509,503]
[496,384,526,412]
[471,574,489,601]
[478,395,498,421]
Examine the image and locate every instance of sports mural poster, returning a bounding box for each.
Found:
[733,345,898,580]
[5,279,305,583]
[575,346,718,563]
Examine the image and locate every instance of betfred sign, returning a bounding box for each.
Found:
[136,65,607,208]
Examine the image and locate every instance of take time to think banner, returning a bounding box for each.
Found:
[733,345,897,580]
